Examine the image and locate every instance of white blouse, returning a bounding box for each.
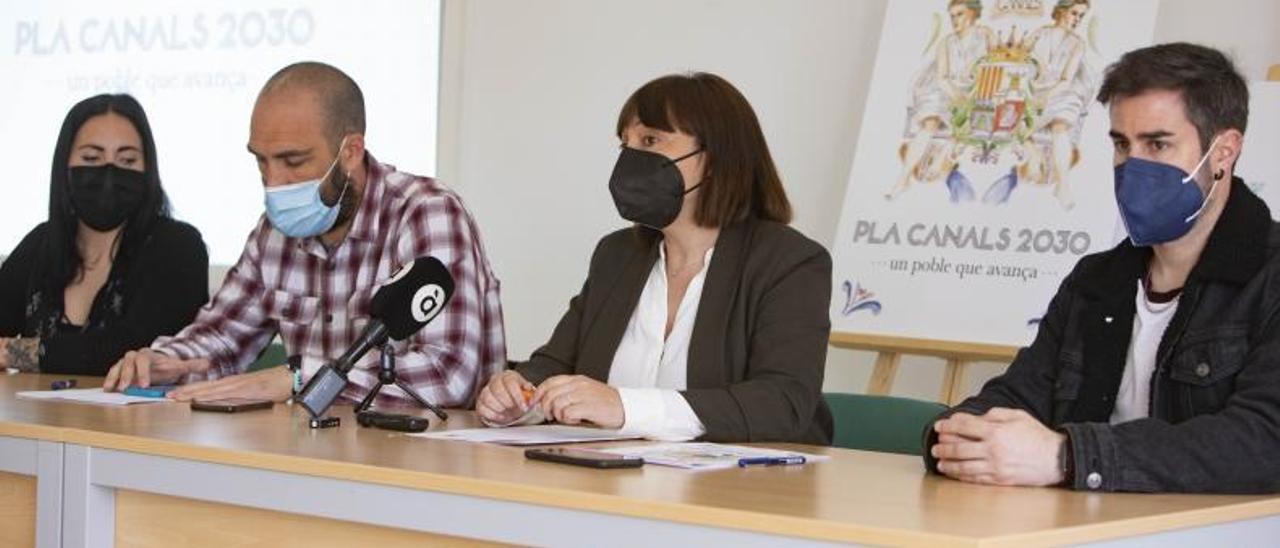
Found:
[607,243,713,441]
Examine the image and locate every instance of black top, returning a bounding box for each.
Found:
[925,178,1280,493]
[0,218,209,375]
[516,219,834,445]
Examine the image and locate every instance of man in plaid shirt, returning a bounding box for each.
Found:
[103,62,505,409]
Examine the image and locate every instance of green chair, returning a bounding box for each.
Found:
[824,393,948,456]
[246,342,288,372]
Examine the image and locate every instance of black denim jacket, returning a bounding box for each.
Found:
[925,178,1280,493]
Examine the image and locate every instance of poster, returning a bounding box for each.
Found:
[830,0,1159,347]
[0,1,440,265]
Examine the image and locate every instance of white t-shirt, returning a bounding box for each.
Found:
[607,244,712,441]
[1110,279,1180,424]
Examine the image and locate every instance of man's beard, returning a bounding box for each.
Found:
[322,168,358,229]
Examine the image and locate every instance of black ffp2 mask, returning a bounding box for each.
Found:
[608,147,703,229]
[68,165,147,232]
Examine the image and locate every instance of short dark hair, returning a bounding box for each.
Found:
[1097,42,1249,152]
[260,61,366,149]
[44,94,171,289]
[615,72,792,227]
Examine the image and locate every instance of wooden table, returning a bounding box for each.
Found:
[2,373,1280,547]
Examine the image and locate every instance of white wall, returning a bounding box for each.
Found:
[1156,0,1280,82]
[437,0,1280,402]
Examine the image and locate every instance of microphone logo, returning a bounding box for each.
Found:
[383,262,413,286]
[412,284,447,323]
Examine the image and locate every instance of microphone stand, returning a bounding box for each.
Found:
[355,342,448,420]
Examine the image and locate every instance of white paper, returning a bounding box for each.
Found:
[411,425,639,446]
[599,443,828,471]
[17,388,171,406]
[478,406,547,428]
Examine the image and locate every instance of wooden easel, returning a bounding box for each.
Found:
[829,332,1019,405]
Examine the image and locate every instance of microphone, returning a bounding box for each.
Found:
[296,257,456,417]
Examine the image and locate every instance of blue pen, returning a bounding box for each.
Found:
[738,455,806,467]
[123,385,178,398]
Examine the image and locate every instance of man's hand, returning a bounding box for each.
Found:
[476,370,536,425]
[103,349,210,391]
[533,375,624,429]
[168,365,293,403]
[931,407,1066,487]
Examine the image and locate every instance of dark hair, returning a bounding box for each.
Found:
[44,94,171,289]
[615,72,792,227]
[260,61,366,149]
[1097,42,1249,152]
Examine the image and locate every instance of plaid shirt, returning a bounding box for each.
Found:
[153,153,506,408]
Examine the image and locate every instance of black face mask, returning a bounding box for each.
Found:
[608,147,703,229]
[67,165,147,232]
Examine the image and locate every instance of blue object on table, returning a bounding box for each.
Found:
[50,379,77,390]
[123,385,178,398]
[737,456,806,467]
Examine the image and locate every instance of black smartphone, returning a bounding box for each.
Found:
[356,410,430,433]
[190,398,274,413]
[524,447,644,469]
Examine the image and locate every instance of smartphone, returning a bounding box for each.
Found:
[356,410,430,432]
[190,398,274,413]
[524,447,644,469]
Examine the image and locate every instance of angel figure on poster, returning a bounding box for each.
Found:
[886,0,995,202]
[1018,0,1098,210]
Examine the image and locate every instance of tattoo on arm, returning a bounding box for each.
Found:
[6,338,40,372]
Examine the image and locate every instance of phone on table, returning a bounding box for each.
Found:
[190,398,274,413]
[524,447,644,469]
[356,410,431,433]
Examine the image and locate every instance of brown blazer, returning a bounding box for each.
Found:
[516,218,834,445]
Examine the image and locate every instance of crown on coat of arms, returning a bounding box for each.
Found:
[987,27,1032,63]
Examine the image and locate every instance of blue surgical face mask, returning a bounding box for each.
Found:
[264,138,349,238]
[1114,135,1221,247]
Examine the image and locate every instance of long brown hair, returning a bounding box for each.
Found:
[615,72,792,227]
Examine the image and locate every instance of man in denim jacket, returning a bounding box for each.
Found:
[925,43,1280,493]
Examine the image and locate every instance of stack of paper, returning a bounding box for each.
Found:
[479,405,547,428]
[17,388,172,406]
[412,424,639,446]
[598,443,827,470]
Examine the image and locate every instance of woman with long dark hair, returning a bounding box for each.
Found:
[0,94,208,375]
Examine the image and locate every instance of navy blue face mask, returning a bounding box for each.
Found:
[1114,136,1221,247]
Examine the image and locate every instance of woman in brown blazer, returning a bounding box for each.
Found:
[477,72,833,445]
